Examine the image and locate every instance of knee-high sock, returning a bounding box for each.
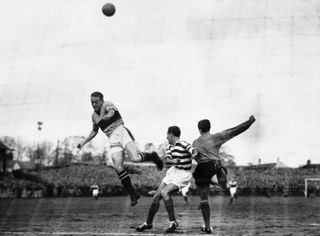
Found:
[117,170,136,195]
[139,152,147,162]
[164,198,176,222]
[139,152,155,162]
[200,201,210,228]
[146,202,160,225]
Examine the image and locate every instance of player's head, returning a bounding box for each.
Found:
[167,126,181,144]
[90,91,104,112]
[198,119,211,134]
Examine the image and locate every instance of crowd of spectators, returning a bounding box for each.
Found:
[1,164,320,198]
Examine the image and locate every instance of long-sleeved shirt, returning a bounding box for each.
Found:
[192,119,254,164]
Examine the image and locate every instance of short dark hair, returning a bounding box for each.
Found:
[91,91,104,100]
[167,126,181,137]
[198,119,211,132]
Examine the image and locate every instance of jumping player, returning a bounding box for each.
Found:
[77,91,163,206]
[192,116,256,233]
[136,126,197,233]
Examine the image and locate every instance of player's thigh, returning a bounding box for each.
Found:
[152,182,167,201]
[105,151,115,168]
[111,151,125,171]
[125,141,141,162]
[193,162,216,186]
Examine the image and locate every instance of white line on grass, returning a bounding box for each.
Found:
[309,223,320,226]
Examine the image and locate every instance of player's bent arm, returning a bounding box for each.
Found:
[165,156,179,164]
[219,115,256,144]
[102,109,115,120]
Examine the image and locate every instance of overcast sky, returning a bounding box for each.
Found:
[1,0,320,167]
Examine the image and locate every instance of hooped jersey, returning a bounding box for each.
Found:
[165,140,195,170]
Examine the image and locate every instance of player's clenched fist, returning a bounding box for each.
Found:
[249,115,256,123]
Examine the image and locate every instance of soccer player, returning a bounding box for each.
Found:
[192,115,256,233]
[228,180,238,204]
[77,91,163,206]
[136,126,197,233]
[91,184,99,200]
[164,148,192,204]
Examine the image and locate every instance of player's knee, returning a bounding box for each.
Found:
[160,189,170,200]
[130,154,141,163]
[125,142,142,162]
[198,187,209,199]
[105,161,114,169]
[113,164,124,173]
[200,200,210,210]
[153,193,162,202]
[126,150,140,163]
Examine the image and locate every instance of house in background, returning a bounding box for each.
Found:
[0,140,14,174]
[300,160,320,169]
[247,157,288,169]
[12,161,36,172]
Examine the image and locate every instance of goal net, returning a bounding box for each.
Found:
[304,178,320,198]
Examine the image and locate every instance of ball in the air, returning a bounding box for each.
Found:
[102,3,116,17]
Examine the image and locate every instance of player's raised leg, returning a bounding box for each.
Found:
[125,141,163,170]
[216,165,229,189]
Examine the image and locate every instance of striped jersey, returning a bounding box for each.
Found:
[164,140,195,170]
[92,101,124,137]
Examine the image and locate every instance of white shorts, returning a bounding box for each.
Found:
[162,166,192,191]
[109,125,134,154]
[92,189,99,197]
[230,186,237,195]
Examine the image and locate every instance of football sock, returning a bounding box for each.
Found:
[117,170,136,195]
[146,201,160,225]
[164,198,176,222]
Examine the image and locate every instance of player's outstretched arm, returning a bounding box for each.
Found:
[77,125,99,149]
[219,115,256,144]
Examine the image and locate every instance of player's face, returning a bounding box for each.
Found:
[91,96,103,112]
[167,133,174,145]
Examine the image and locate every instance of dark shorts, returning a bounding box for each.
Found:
[193,160,227,187]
